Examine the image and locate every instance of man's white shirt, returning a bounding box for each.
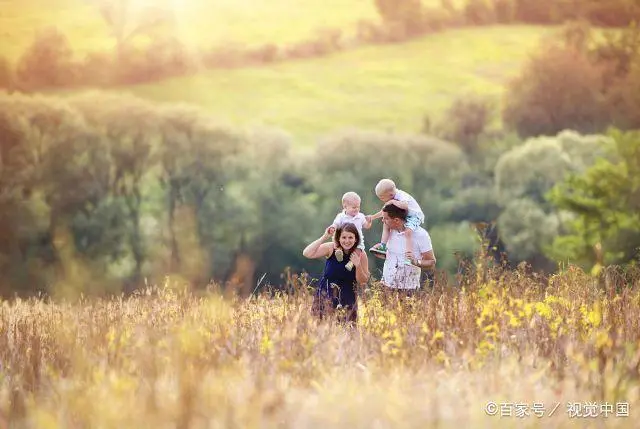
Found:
[382,226,432,289]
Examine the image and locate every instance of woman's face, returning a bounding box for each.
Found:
[339,231,357,251]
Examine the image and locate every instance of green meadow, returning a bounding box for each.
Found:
[122,26,553,144]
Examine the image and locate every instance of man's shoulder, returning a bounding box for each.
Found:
[415,227,432,249]
[392,225,427,236]
[415,226,429,237]
[411,226,430,241]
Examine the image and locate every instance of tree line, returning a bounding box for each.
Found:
[1,87,638,298]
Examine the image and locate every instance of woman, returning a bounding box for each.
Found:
[302,222,370,323]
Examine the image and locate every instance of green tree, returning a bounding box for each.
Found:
[70,92,160,286]
[202,128,316,293]
[494,130,609,269]
[0,93,110,295]
[155,104,245,283]
[547,129,640,269]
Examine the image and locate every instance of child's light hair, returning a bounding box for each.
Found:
[342,191,361,205]
[375,179,396,196]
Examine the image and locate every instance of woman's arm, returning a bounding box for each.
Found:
[351,252,370,285]
[302,230,334,259]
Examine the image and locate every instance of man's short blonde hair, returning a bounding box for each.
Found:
[375,179,396,196]
[342,191,361,205]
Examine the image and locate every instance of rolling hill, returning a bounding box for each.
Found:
[120,25,553,145]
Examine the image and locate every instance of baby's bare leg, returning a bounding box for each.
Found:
[381,222,390,245]
[405,228,414,260]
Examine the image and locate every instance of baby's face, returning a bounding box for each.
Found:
[343,200,360,217]
[377,191,394,203]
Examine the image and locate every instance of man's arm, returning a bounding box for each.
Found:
[412,250,436,270]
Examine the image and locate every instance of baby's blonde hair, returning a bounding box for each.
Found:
[342,191,361,205]
[375,179,396,197]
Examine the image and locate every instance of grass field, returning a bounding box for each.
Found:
[2,268,639,427]
[122,25,553,145]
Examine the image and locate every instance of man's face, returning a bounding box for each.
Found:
[382,212,403,231]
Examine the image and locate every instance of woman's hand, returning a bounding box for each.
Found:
[349,252,361,268]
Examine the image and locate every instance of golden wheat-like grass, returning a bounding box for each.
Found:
[1,265,639,428]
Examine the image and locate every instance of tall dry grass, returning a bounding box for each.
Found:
[1,265,639,428]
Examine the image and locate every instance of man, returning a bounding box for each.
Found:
[372,204,436,290]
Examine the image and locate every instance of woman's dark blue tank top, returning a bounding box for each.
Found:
[317,249,357,307]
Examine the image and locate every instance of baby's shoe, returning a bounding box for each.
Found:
[368,243,387,256]
[335,248,344,262]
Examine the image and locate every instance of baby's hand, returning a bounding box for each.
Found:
[365,215,372,224]
[326,226,336,237]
